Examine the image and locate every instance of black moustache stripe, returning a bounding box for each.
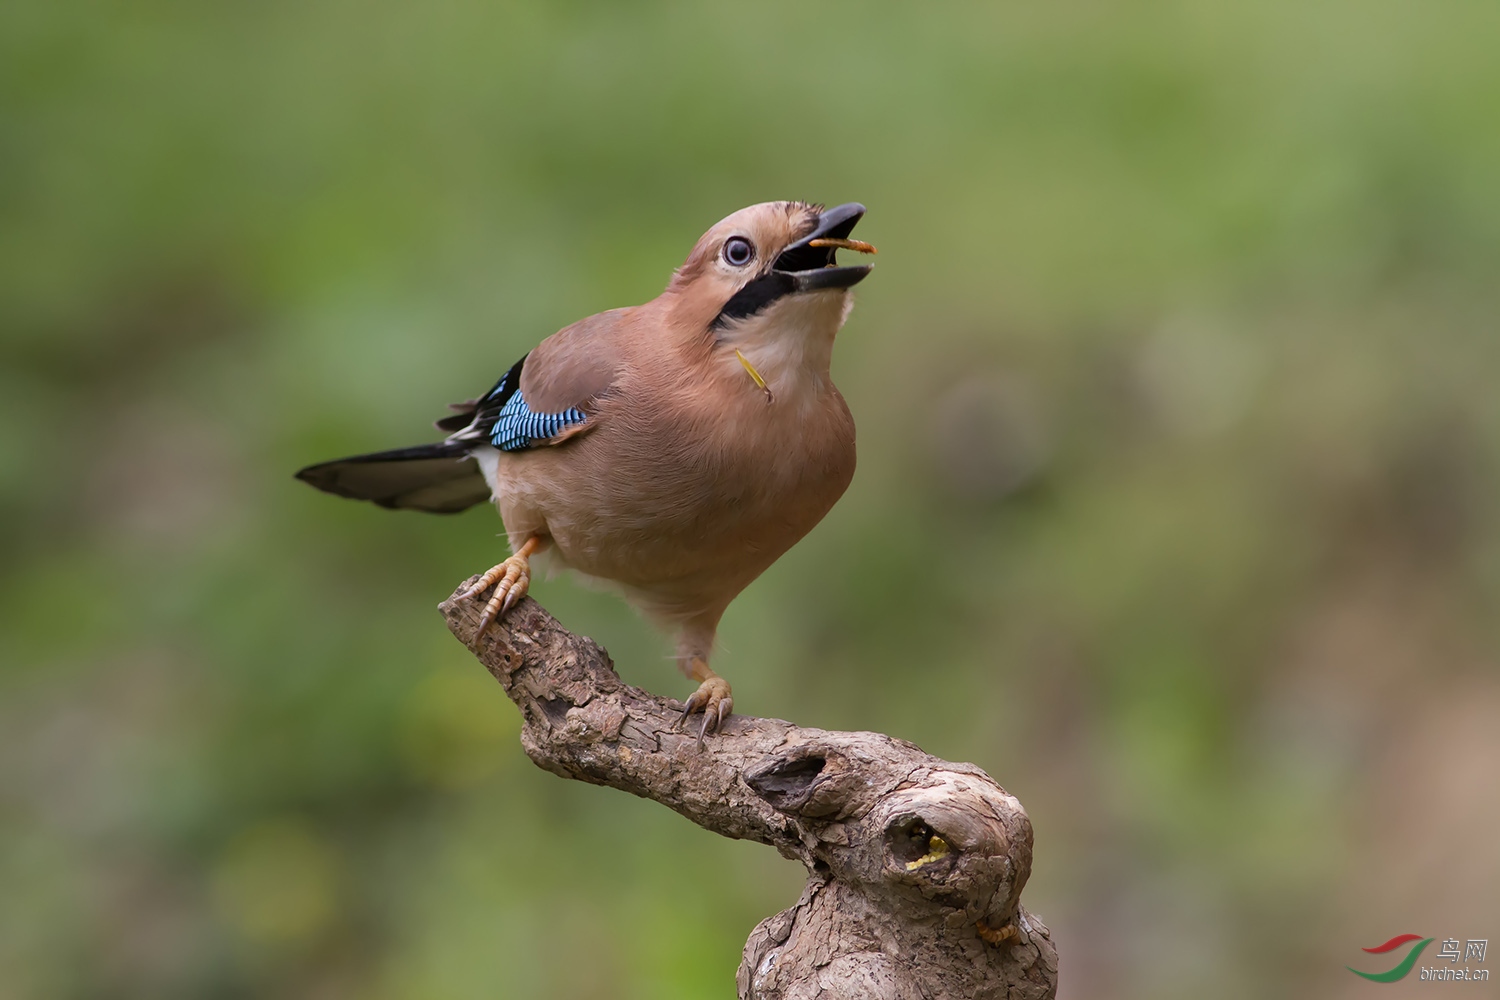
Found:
[710,271,797,330]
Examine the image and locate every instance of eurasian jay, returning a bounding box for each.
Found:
[297,201,876,737]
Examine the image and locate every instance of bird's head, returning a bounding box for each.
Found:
[666,202,875,380]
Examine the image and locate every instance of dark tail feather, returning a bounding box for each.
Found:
[295,443,491,514]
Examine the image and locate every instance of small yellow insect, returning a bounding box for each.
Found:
[905,832,950,870]
[735,348,774,403]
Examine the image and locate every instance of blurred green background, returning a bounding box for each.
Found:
[4,2,1498,998]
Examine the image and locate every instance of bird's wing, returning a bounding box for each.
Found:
[440,309,625,452]
[295,442,491,513]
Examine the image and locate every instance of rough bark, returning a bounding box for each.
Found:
[441,580,1059,999]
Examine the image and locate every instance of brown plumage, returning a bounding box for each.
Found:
[297,201,875,737]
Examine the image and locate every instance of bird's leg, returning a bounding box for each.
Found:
[460,535,547,633]
[674,617,733,745]
[678,655,733,745]
[673,619,732,743]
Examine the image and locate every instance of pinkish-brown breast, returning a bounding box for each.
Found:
[491,332,855,624]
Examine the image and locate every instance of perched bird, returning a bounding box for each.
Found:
[297,201,876,737]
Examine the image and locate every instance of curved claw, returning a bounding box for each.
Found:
[678,675,733,746]
[459,567,505,603]
[693,695,734,748]
[677,688,710,729]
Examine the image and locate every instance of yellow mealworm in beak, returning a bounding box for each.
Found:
[807,238,878,255]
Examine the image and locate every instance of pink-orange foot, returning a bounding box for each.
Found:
[677,658,733,746]
[459,537,543,633]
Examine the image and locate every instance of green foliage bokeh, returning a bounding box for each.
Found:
[4,2,1499,998]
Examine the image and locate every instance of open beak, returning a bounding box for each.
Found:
[710,202,877,330]
[773,203,876,291]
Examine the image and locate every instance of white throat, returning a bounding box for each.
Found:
[718,289,853,400]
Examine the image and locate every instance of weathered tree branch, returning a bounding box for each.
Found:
[441,580,1059,999]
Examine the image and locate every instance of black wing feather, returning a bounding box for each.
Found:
[438,353,528,442]
[295,442,490,514]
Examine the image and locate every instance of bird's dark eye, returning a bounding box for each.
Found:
[723,236,755,267]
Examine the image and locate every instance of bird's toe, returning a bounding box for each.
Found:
[466,555,532,634]
[678,676,733,746]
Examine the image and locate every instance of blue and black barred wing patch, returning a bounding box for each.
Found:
[488,389,588,451]
[440,352,590,452]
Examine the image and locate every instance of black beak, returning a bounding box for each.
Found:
[773,203,873,291]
